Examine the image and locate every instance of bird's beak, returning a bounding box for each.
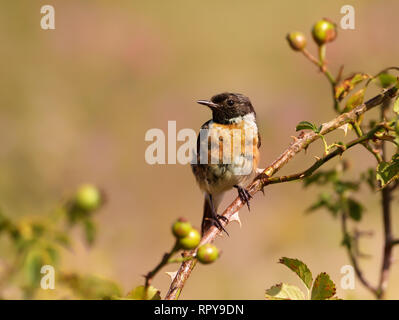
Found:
[197,100,219,109]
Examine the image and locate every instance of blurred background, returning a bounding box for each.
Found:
[0,0,399,299]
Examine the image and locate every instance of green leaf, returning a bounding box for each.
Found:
[376,154,399,188]
[296,121,318,132]
[341,232,352,250]
[61,273,122,299]
[376,162,391,187]
[379,73,398,88]
[45,245,59,264]
[393,97,399,114]
[54,231,71,248]
[335,73,370,101]
[306,192,340,216]
[334,180,359,194]
[279,257,313,289]
[126,285,162,300]
[0,210,12,233]
[303,172,325,187]
[346,198,363,221]
[265,283,305,300]
[311,272,336,300]
[306,193,331,212]
[24,249,44,287]
[361,168,376,191]
[343,88,365,112]
[350,73,369,85]
[395,121,399,150]
[303,170,338,187]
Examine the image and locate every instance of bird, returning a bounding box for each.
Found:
[191,92,261,235]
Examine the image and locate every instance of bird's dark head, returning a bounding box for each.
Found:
[197,92,255,124]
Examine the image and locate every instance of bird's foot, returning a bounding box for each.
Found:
[205,214,229,236]
[234,185,252,211]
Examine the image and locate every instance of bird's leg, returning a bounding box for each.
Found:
[207,194,229,236]
[234,185,252,211]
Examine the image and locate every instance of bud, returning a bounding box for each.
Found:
[172,218,192,238]
[178,229,201,250]
[197,244,219,264]
[312,19,337,45]
[75,184,102,211]
[286,31,307,51]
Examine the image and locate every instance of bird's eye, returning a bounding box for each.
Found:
[226,99,234,106]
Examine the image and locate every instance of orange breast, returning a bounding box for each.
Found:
[209,122,259,170]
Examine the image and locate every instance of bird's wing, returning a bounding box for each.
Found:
[195,120,212,160]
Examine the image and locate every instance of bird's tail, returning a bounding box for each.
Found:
[201,195,213,236]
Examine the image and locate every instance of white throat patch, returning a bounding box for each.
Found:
[227,112,256,124]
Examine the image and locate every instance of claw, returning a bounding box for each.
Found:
[204,194,229,236]
[205,215,229,236]
[234,185,252,211]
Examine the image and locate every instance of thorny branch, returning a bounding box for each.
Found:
[164,85,398,300]
[338,97,399,300]
[340,211,378,295]
[144,240,180,295]
[376,99,394,299]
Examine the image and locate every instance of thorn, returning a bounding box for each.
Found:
[229,211,242,228]
[336,65,344,83]
[256,168,265,175]
[165,271,178,282]
[260,186,265,196]
[314,156,321,161]
[290,136,299,143]
[339,123,350,136]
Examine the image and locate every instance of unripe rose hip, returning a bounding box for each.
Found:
[75,184,102,211]
[172,218,192,238]
[312,19,337,45]
[178,228,201,250]
[197,244,219,264]
[286,31,307,51]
